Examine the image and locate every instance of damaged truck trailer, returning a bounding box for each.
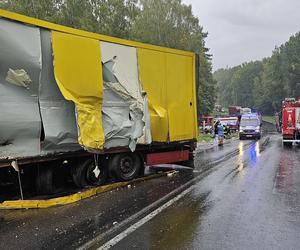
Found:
[0,10,198,195]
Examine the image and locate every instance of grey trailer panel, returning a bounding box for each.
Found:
[39,29,80,153]
[0,18,41,159]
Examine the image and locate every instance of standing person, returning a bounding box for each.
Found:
[218,122,224,146]
[214,120,219,145]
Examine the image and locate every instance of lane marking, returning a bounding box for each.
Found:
[79,170,205,250]
[97,183,196,250]
[81,138,266,250]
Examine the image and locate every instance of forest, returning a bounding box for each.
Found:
[214,32,300,115]
[0,0,217,115]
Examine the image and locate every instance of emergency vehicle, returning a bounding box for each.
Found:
[281,98,300,146]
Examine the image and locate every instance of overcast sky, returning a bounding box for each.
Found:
[182,0,300,70]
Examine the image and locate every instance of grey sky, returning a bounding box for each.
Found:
[182,0,300,70]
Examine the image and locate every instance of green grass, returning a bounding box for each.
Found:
[198,131,238,143]
[262,116,276,125]
[198,133,214,143]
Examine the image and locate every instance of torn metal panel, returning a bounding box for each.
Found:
[101,42,144,105]
[0,18,42,159]
[100,42,151,151]
[51,31,105,151]
[39,29,80,153]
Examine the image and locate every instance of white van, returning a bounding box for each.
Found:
[239,113,261,140]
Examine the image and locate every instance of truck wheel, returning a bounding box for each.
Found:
[109,153,143,181]
[239,136,243,140]
[85,158,108,186]
[72,157,108,188]
[36,165,55,195]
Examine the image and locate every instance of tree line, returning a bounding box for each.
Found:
[214,32,300,115]
[0,0,217,115]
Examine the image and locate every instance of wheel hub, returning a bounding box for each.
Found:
[120,157,133,174]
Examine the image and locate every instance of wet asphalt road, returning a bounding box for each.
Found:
[1,131,300,250]
[110,135,300,250]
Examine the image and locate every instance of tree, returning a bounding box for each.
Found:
[132,0,216,114]
[214,32,300,115]
[0,0,61,21]
[1,0,216,114]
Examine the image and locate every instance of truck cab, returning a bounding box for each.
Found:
[239,113,261,140]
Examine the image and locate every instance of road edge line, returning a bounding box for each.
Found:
[0,171,174,210]
[98,183,196,250]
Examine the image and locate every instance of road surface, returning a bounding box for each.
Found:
[1,133,300,250]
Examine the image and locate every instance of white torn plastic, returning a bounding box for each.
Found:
[11,160,19,172]
[93,165,100,178]
[5,68,32,88]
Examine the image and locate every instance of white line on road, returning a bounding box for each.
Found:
[97,183,196,250]
[80,139,257,250]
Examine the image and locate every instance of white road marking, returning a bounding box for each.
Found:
[80,139,256,250]
[97,184,196,250]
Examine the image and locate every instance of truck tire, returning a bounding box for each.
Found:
[109,153,143,181]
[72,157,108,188]
[85,158,108,186]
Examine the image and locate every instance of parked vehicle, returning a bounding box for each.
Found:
[228,106,241,116]
[199,115,214,134]
[240,107,251,115]
[239,113,261,140]
[0,10,198,195]
[217,117,239,132]
[281,98,300,146]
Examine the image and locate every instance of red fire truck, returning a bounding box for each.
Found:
[281,98,300,146]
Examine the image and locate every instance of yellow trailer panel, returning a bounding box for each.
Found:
[138,49,197,142]
[137,49,169,142]
[166,53,196,141]
[52,31,105,150]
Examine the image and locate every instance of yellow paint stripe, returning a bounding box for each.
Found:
[0,9,194,58]
[0,171,174,210]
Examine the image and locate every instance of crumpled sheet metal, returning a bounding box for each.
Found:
[0,18,153,159]
[100,42,151,151]
[0,18,42,159]
[52,31,105,150]
[39,29,80,153]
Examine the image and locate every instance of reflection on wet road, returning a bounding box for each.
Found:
[111,135,300,250]
[1,135,300,250]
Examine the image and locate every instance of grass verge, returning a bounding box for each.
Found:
[198,133,214,143]
[262,116,276,125]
